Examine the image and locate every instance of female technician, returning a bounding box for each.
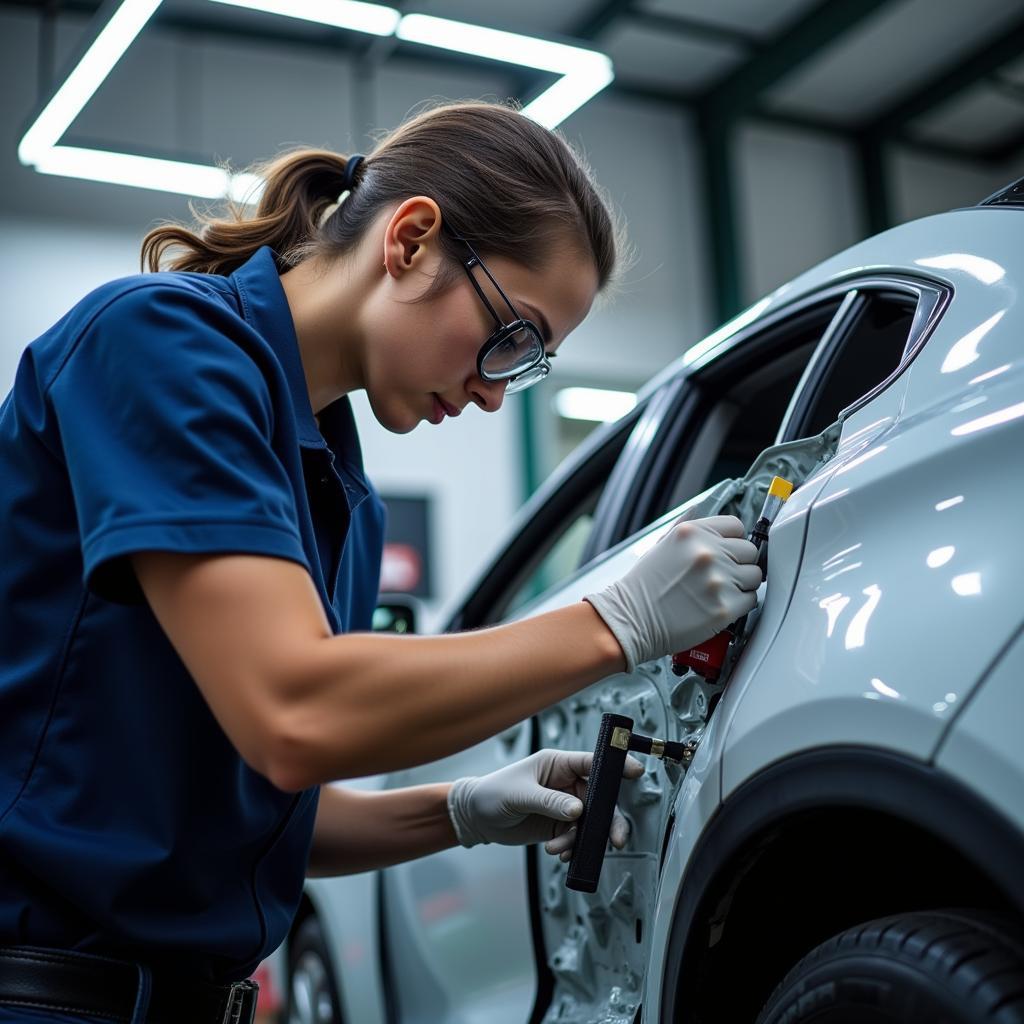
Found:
[0,101,761,1021]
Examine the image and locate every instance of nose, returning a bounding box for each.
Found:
[469,377,508,413]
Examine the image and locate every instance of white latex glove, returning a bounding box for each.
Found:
[584,512,762,673]
[447,748,644,850]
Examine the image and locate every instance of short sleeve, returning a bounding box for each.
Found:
[47,283,309,603]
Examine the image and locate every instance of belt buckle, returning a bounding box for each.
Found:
[221,979,259,1024]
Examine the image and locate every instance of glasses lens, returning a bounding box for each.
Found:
[504,361,550,394]
[480,322,545,380]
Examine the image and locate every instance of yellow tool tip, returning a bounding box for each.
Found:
[769,476,794,500]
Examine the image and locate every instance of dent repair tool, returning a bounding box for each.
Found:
[566,713,691,893]
[671,476,794,682]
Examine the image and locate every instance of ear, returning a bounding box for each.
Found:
[382,196,443,279]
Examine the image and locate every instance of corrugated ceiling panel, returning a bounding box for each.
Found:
[386,0,597,39]
[602,22,744,92]
[764,0,1024,124]
[638,0,819,39]
[912,83,1024,149]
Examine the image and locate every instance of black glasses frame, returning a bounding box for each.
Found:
[450,234,551,391]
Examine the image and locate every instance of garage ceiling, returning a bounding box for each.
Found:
[7,0,1024,164]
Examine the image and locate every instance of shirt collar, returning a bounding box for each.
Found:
[230,246,373,500]
[231,246,322,447]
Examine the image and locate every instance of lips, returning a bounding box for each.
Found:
[435,394,461,418]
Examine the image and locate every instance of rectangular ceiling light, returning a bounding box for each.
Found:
[396,14,614,128]
[18,0,613,199]
[555,387,637,423]
[18,0,162,165]
[208,0,400,36]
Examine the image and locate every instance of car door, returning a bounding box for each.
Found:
[523,276,949,1024]
[374,394,667,1024]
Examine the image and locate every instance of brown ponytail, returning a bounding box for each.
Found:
[141,100,623,292]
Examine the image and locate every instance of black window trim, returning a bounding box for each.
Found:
[778,274,950,443]
[591,295,850,553]
[586,270,949,567]
[581,377,686,565]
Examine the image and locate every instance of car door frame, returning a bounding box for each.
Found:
[601,274,951,549]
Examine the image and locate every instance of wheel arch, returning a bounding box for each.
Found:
[659,747,1024,1024]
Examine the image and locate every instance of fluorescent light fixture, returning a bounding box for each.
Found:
[396,14,613,129]
[398,15,595,73]
[209,0,400,36]
[35,146,229,196]
[18,0,162,165]
[522,62,614,129]
[555,387,637,423]
[34,146,266,204]
[19,0,613,197]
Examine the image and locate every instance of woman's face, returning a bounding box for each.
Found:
[360,199,600,434]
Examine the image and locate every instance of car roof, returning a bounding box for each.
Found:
[641,205,1024,400]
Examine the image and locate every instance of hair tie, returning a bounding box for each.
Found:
[339,154,365,200]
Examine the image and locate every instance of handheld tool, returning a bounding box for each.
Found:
[671,476,794,681]
[566,713,691,892]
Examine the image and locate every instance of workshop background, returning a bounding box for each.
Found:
[2,0,1023,629]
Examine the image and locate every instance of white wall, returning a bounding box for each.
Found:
[889,146,1020,223]
[736,121,862,304]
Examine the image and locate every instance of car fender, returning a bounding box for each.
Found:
[720,359,1024,799]
[935,620,1024,836]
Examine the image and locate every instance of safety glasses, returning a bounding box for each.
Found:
[452,235,552,395]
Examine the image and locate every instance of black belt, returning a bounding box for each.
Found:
[0,946,259,1024]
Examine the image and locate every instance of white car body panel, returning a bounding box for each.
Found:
[935,626,1024,837]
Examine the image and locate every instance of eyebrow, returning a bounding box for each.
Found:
[518,299,552,347]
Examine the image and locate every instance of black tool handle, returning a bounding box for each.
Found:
[566,713,633,893]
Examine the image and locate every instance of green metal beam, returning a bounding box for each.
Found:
[572,0,637,41]
[858,132,891,234]
[699,0,892,121]
[863,14,1024,138]
[519,388,540,500]
[982,126,1024,165]
[697,111,742,324]
[625,10,759,52]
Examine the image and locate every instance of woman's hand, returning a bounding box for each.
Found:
[585,512,762,673]
[447,748,644,850]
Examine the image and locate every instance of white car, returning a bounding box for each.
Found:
[283,180,1024,1024]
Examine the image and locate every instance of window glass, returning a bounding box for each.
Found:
[461,410,639,629]
[799,297,914,437]
[651,303,840,520]
[503,507,596,616]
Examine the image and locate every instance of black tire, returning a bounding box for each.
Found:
[286,915,344,1024]
[755,909,1024,1024]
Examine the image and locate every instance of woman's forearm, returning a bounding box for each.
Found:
[307,782,457,876]
[273,601,624,788]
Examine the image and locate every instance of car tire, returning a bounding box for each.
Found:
[287,915,344,1024]
[755,909,1024,1024]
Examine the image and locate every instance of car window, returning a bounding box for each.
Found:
[503,502,597,616]
[794,295,915,438]
[447,409,640,630]
[637,300,843,529]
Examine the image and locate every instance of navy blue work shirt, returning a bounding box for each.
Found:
[0,246,385,982]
